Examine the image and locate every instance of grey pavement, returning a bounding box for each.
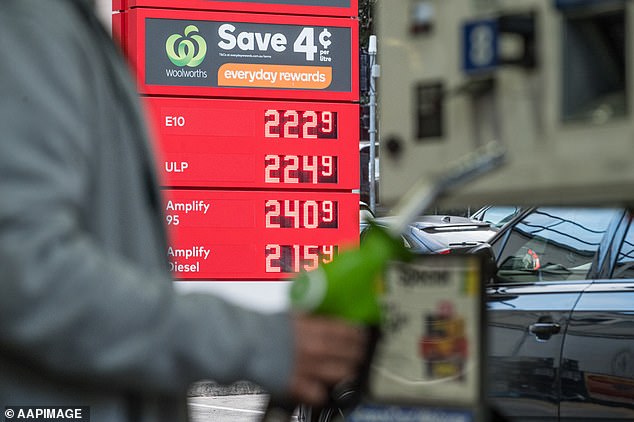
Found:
[188,395,299,422]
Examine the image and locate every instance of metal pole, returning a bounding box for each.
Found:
[368,35,379,214]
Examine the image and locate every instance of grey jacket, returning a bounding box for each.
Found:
[0,1,292,420]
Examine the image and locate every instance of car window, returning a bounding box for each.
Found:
[612,216,634,279]
[496,207,619,283]
[478,206,520,228]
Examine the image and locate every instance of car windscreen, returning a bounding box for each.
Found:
[495,207,620,283]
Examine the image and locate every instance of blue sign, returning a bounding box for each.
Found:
[462,19,498,74]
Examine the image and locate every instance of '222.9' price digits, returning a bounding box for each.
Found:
[265,110,338,139]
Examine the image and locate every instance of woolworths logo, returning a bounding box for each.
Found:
[166,25,207,67]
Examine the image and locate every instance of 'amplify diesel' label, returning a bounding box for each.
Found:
[144,17,352,92]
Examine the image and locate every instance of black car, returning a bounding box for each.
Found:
[361,215,496,254]
[484,207,634,421]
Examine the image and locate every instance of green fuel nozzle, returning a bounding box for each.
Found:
[289,221,412,325]
[260,222,414,421]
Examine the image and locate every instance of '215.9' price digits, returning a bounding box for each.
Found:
[266,244,337,273]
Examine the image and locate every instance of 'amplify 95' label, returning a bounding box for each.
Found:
[144,16,352,92]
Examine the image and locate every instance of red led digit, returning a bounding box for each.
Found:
[265,200,281,228]
[321,156,333,177]
[284,200,300,228]
[302,155,318,184]
[292,244,302,273]
[322,201,334,223]
[303,245,319,271]
[303,200,318,229]
[283,155,299,184]
[302,111,318,139]
[322,245,336,263]
[283,110,299,138]
[265,154,280,183]
[264,109,280,138]
[321,111,333,133]
[265,244,281,273]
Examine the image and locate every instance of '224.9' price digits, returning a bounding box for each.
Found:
[265,154,337,184]
[266,244,337,273]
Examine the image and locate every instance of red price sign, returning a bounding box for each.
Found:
[145,97,359,190]
[113,0,359,18]
[115,2,361,284]
[163,189,359,279]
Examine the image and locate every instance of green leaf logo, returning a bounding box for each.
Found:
[166,25,207,67]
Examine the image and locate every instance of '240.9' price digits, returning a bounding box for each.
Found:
[265,199,338,229]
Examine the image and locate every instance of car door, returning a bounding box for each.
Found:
[561,212,634,420]
[486,208,621,421]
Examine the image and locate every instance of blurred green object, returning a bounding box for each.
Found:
[290,221,412,325]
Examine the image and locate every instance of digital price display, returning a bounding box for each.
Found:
[113,0,358,18]
[265,244,338,274]
[264,109,338,139]
[265,199,339,228]
[163,190,359,279]
[122,8,358,101]
[145,97,359,189]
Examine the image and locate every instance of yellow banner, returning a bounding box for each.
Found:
[218,63,332,90]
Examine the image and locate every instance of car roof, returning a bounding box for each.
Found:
[412,215,489,228]
[371,215,496,251]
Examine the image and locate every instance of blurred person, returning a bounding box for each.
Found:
[0,1,366,421]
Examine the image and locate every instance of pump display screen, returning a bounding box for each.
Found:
[163,189,358,279]
[264,109,338,139]
[145,97,358,189]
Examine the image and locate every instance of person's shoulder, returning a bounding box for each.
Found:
[0,1,104,144]
[0,1,92,49]
[0,0,103,96]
